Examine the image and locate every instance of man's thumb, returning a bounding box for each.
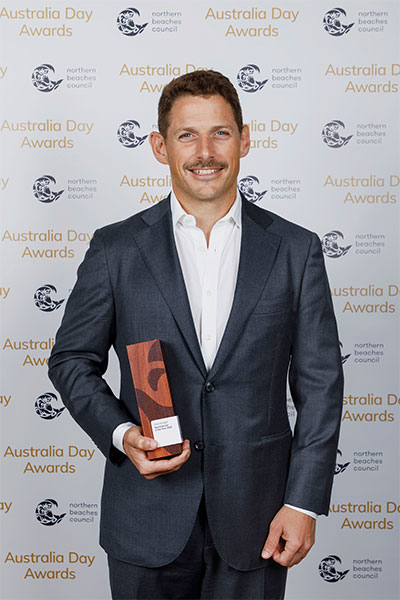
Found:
[124,426,157,451]
[261,530,280,559]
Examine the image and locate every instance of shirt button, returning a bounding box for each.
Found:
[193,440,204,451]
[206,290,212,296]
[204,334,212,341]
[205,382,215,393]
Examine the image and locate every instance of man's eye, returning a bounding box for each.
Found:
[216,130,228,136]
[180,133,192,139]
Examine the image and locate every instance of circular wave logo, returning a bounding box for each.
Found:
[237,64,268,93]
[117,120,148,148]
[35,499,66,526]
[117,8,148,36]
[31,64,63,92]
[33,175,64,203]
[238,176,268,203]
[322,230,352,258]
[323,8,354,37]
[318,555,349,582]
[33,285,65,312]
[322,120,353,148]
[35,393,65,420]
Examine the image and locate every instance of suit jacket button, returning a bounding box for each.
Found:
[194,441,204,451]
[205,382,215,393]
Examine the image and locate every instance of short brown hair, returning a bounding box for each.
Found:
[158,70,243,138]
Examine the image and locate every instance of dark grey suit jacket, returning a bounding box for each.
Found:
[48,195,343,571]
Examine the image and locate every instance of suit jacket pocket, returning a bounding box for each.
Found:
[252,291,294,315]
[259,428,292,442]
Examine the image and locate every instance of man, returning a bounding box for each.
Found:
[49,70,343,599]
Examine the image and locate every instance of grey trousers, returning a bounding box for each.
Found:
[107,495,287,600]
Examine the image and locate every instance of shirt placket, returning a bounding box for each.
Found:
[200,224,222,371]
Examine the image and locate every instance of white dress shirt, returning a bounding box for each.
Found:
[112,192,316,519]
[170,190,242,371]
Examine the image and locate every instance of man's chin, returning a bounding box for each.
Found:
[186,181,230,202]
[188,190,225,203]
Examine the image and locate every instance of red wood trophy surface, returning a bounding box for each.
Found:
[126,339,183,460]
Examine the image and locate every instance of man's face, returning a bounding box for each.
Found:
[150,95,249,206]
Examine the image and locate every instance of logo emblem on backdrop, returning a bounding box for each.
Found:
[117,8,148,36]
[323,8,354,37]
[321,231,352,258]
[33,285,65,312]
[318,555,349,582]
[237,65,268,93]
[335,449,350,475]
[35,393,65,420]
[322,120,352,148]
[238,176,268,203]
[117,120,148,148]
[33,175,64,203]
[31,64,63,92]
[35,499,66,526]
[339,341,351,364]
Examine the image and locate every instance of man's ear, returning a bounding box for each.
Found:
[149,131,169,165]
[239,124,250,159]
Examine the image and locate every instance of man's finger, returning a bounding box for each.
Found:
[144,463,186,480]
[140,441,191,474]
[274,548,307,568]
[127,439,191,479]
[271,539,300,567]
[272,537,313,567]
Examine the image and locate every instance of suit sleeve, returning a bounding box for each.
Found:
[48,229,134,463]
[285,233,344,515]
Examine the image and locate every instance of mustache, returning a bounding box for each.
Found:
[184,160,228,171]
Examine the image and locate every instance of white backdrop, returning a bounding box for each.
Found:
[1,1,399,599]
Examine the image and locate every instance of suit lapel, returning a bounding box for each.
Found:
[208,200,281,380]
[130,196,207,378]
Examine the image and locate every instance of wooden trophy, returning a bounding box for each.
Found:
[126,339,183,460]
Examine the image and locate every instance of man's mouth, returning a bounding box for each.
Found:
[191,168,223,175]
[185,162,227,178]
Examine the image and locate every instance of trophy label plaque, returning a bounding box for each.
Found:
[126,339,183,460]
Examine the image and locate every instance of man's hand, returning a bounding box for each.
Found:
[261,506,316,567]
[123,425,191,480]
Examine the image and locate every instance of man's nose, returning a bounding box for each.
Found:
[196,135,214,159]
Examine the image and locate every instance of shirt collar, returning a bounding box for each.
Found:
[170,190,242,229]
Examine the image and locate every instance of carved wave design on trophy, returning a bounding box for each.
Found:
[134,389,173,423]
